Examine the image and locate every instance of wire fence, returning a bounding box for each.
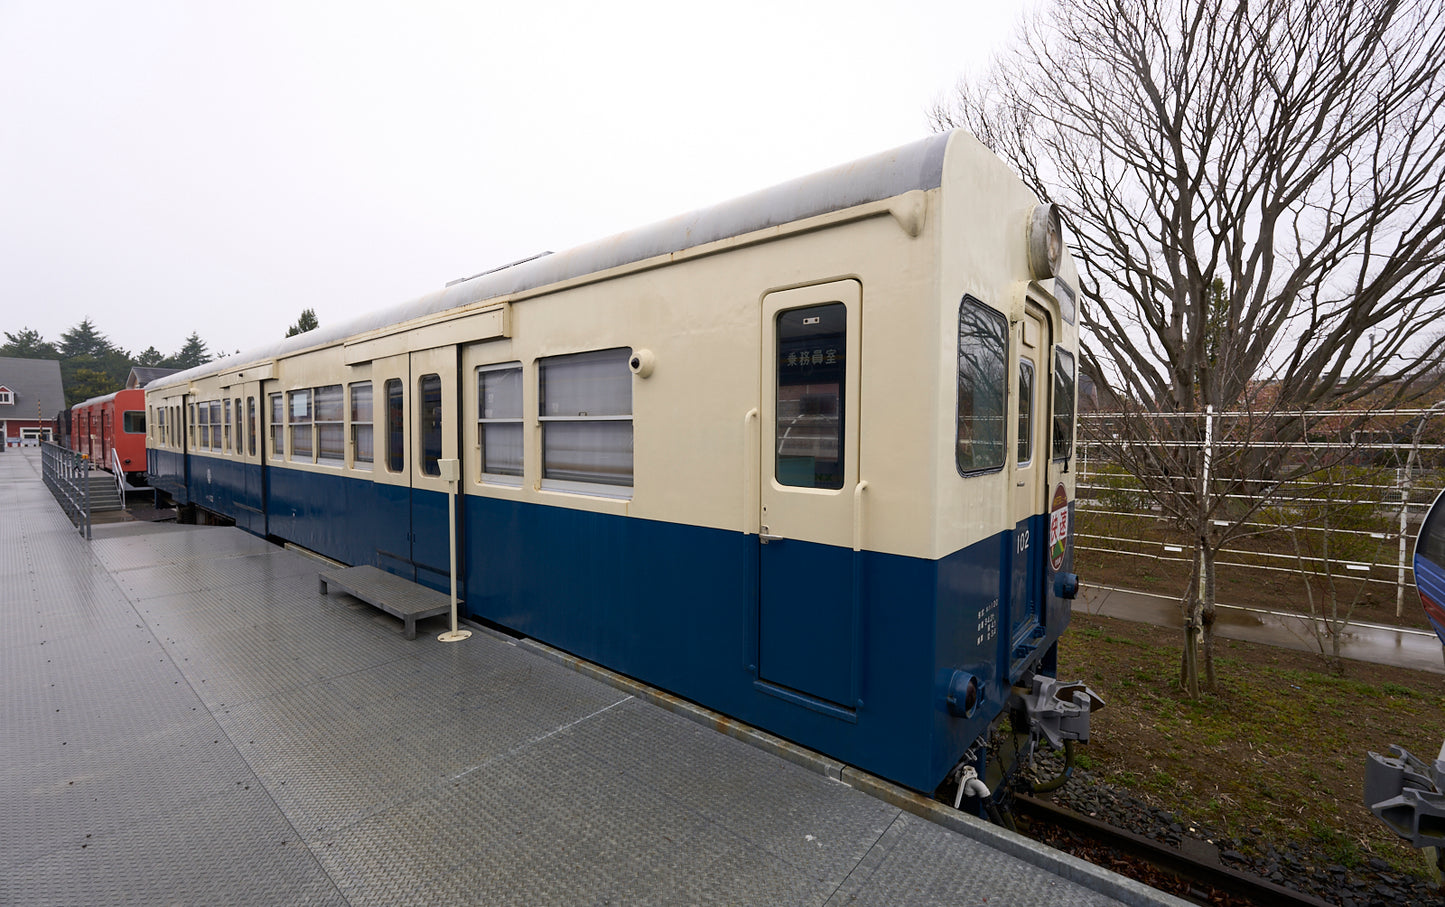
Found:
[1076,407,1445,619]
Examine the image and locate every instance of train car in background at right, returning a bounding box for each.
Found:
[1412,489,1445,649]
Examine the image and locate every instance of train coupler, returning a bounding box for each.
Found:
[1013,675,1106,750]
[1365,741,1445,885]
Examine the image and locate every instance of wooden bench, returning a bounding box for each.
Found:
[318,565,454,639]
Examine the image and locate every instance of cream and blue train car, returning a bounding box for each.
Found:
[145,130,1083,794]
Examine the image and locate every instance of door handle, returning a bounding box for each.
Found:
[759,525,784,543]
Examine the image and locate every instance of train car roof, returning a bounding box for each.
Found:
[150,131,957,391]
[74,390,120,409]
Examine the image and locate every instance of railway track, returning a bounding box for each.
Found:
[1012,794,1338,907]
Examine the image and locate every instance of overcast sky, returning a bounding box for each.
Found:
[1,1,1027,359]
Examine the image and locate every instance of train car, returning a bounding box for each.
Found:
[71,388,148,480]
[1413,489,1445,647]
[145,131,1095,796]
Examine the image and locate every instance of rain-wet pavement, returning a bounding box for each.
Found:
[1076,584,1445,675]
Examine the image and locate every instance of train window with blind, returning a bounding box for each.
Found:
[223,399,232,451]
[385,378,404,472]
[956,297,1008,475]
[1053,347,1076,461]
[189,403,197,447]
[478,364,523,483]
[210,401,223,451]
[539,349,632,494]
[349,382,372,469]
[775,304,846,489]
[233,397,242,453]
[289,390,313,460]
[315,384,344,463]
[269,394,284,459]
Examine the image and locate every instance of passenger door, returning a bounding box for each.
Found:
[1008,304,1050,672]
[235,380,267,535]
[757,280,863,709]
[370,348,461,590]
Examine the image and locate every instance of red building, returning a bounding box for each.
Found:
[0,357,66,448]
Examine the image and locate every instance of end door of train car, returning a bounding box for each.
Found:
[1008,301,1054,678]
[369,347,461,589]
[756,280,864,710]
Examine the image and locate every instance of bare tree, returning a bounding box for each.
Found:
[931,0,1445,695]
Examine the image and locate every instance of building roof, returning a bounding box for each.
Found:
[0,357,65,420]
[128,366,181,389]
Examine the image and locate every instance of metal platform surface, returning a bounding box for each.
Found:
[0,448,1188,906]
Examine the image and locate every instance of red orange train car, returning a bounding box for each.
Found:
[71,388,147,480]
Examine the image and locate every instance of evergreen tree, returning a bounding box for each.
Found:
[135,346,166,367]
[53,318,132,406]
[168,333,212,369]
[58,318,121,359]
[0,327,59,360]
[286,308,319,337]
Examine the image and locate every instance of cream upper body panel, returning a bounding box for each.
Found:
[145,131,1079,564]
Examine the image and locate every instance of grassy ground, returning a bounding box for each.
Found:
[1058,612,1445,873]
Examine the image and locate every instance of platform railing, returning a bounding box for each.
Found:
[109,447,127,510]
[41,441,91,540]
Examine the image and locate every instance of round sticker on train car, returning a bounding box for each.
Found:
[1049,483,1069,572]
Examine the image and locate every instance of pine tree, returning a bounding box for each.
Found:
[0,327,59,360]
[168,333,212,369]
[286,308,319,337]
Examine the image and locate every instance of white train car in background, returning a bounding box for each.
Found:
[146,130,1090,797]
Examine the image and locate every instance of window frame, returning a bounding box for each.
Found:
[1052,346,1077,462]
[269,393,285,460]
[955,296,1010,477]
[314,384,344,464]
[477,362,524,485]
[385,378,404,473]
[538,348,633,498]
[288,389,313,461]
[349,381,373,470]
[1017,359,1035,466]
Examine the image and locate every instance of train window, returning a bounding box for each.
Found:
[418,374,443,477]
[211,401,223,451]
[189,403,197,447]
[956,297,1008,474]
[247,397,257,457]
[1420,498,1445,565]
[775,304,846,489]
[234,397,242,453]
[539,349,632,492]
[478,364,523,483]
[1052,347,1076,461]
[315,384,344,463]
[223,399,232,451]
[123,411,145,434]
[385,379,404,472]
[269,394,284,459]
[350,382,373,469]
[289,390,313,460]
[199,402,212,450]
[1018,360,1034,464]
